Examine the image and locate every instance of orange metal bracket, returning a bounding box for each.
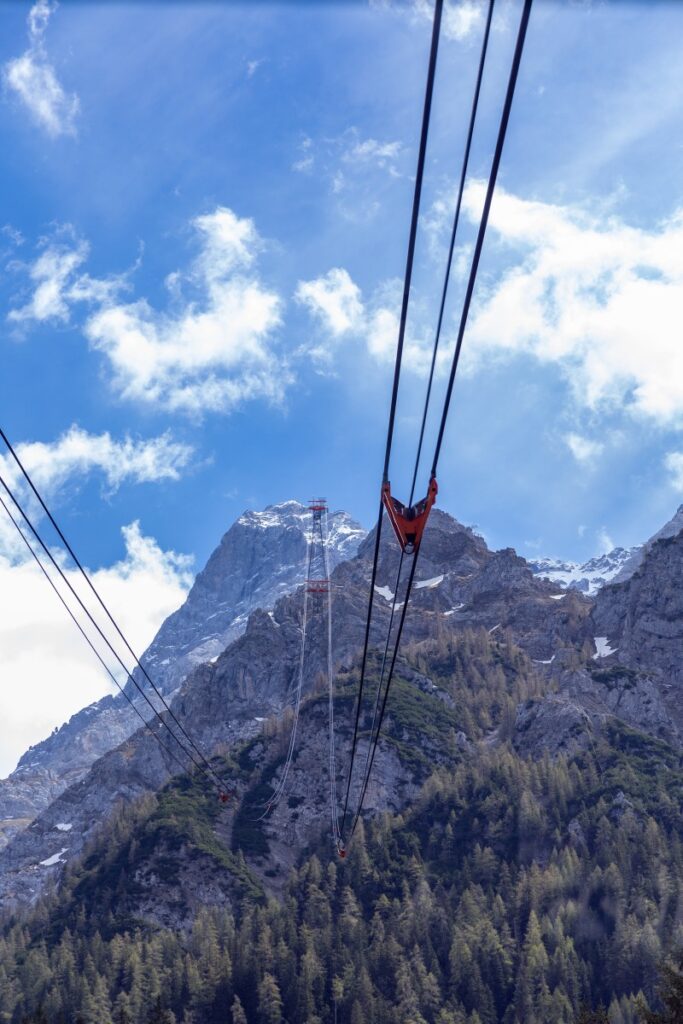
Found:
[382,477,438,554]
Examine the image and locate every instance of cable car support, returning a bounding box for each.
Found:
[338,0,533,854]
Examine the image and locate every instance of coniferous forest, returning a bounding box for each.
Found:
[1,631,682,1024]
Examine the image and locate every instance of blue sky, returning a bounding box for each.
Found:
[0,0,682,772]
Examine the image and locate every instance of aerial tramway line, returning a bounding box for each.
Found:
[257,499,342,853]
[336,0,533,855]
[0,0,533,857]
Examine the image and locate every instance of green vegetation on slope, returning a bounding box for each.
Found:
[1,630,681,1024]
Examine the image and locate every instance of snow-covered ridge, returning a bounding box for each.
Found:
[530,505,683,596]
[529,546,639,596]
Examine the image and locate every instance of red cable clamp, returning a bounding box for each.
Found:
[382,477,438,554]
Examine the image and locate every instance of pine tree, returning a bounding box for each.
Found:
[257,973,283,1024]
[638,949,683,1023]
[231,994,247,1024]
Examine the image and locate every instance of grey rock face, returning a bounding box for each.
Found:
[0,507,598,905]
[592,527,683,742]
[612,504,683,583]
[513,694,601,757]
[0,502,364,849]
[140,501,364,694]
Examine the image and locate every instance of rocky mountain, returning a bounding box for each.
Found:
[530,504,683,596]
[0,502,364,851]
[611,502,683,582]
[516,516,683,758]
[529,546,639,595]
[0,508,596,906]
[0,501,681,1022]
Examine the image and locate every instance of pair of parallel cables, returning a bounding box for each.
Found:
[0,428,232,800]
[258,503,342,851]
[338,0,533,852]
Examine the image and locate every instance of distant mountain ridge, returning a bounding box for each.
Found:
[528,546,639,595]
[529,504,683,595]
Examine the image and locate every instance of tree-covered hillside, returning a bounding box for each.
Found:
[1,632,682,1024]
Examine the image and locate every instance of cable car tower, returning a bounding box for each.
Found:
[306,498,330,595]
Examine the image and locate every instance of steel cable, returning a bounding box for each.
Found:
[0,426,229,792]
[0,494,205,783]
[340,0,444,840]
[0,471,224,794]
[346,0,533,843]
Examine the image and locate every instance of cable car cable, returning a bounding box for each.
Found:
[0,472,224,794]
[0,426,228,792]
[340,0,444,840]
[408,0,495,508]
[0,494,201,782]
[346,0,533,842]
[430,0,532,481]
[350,0,495,811]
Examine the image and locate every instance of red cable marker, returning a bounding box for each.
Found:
[382,477,438,554]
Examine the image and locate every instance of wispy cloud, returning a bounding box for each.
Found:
[291,136,314,174]
[412,0,485,41]
[373,0,484,42]
[3,0,79,138]
[291,128,404,216]
[246,58,264,78]
[342,137,402,169]
[563,432,604,466]
[2,426,194,498]
[9,209,290,417]
[664,451,683,492]
[597,527,615,554]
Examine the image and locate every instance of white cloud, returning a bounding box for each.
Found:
[563,432,604,466]
[8,235,89,324]
[295,268,364,339]
[0,522,193,777]
[296,268,440,375]
[86,207,286,415]
[10,208,289,417]
[462,182,683,428]
[664,451,683,492]
[343,138,402,168]
[246,58,264,78]
[410,0,484,41]
[597,527,615,554]
[0,426,194,565]
[7,226,130,327]
[1,426,194,500]
[3,0,79,138]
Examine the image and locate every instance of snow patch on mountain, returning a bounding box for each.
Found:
[593,636,618,659]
